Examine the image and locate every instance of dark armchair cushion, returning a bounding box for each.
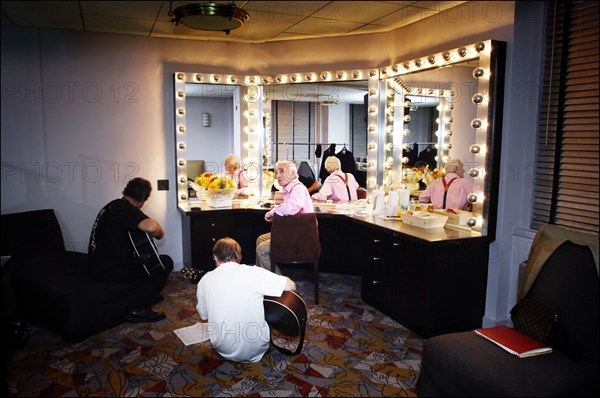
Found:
[526,241,599,361]
[1,209,66,256]
[8,251,142,341]
[419,330,599,397]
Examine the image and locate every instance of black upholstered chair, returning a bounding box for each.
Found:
[270,213,321,304]
[2,209,143,342]
[417,224,599,396]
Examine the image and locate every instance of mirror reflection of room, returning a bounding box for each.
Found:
[266,81,368,190]
[401,95,439,171]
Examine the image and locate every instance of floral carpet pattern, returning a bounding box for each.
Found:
[7,270,423,397]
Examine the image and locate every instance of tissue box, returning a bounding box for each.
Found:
[433,209,472,225]
[400,211,448,229]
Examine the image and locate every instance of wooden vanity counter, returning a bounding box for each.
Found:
[178,199,489,338]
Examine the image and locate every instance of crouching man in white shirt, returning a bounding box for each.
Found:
[196,237,296,362]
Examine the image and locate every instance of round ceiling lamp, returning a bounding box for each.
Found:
[169,2,250,35]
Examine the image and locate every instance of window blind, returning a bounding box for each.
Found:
[532,0,599,234]
[272,101,316,161]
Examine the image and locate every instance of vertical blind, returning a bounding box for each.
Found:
[272,101,316,161]
[532,0,599,234]
[350,104,367,158]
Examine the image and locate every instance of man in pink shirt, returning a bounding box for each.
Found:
[419,159,473,210]
[224,154,249,197]
[311,156,359,201]
[256,160,314,274]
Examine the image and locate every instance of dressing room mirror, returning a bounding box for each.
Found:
[377,40,506,239]
[173,40,505,239]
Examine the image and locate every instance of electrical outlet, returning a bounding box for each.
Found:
[157,179,169,191]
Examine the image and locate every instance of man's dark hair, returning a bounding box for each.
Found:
[414,160,428,169]
[123,177,152,202]
[213,237,242,263]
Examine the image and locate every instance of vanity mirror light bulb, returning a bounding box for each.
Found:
[368,143,377,151]
[403,129,411,136]
[178,142,187,151]
[178,159,186,167]
[178,125,186,133]
[472,93,485,104]
[180,193,188,201]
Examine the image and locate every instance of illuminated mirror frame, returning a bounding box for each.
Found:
[173,39,505,240]
[174,69,376,205]
[382,79,452,189]
[379,39,506,238]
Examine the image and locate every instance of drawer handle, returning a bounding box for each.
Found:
[373,239,380,243]
[393,242,400,246]
[372,257,381,261]
[371,280,381,285]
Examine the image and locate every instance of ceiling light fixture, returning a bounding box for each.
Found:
[169,2,249,35]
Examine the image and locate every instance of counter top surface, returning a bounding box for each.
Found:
[179,198,482,242]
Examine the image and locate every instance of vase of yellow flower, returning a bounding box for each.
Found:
[206,176,236,208]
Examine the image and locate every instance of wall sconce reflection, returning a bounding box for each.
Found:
[202,112,211,127]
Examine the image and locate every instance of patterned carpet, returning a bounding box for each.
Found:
[6,269,424,397]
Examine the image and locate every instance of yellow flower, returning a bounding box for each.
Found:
[207,176,235,190]
[195,172,216,189]
[430,168,446,180]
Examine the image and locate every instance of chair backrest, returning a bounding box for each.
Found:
[357,187,367,200]
[1,209,66,256]
[270,213,320,264]
[527,240,599,361]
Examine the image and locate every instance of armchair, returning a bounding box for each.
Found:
[417,224,599,396]
[2,209,143,342]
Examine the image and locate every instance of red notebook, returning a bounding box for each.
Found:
[475,325,553,358]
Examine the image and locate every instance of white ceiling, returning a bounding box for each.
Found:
[1,1,466,44]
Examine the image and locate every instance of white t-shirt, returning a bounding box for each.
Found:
[196,262,287,362]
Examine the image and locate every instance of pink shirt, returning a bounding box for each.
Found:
[312,170,359,201]
[418,172,474,210]
[274,179,314,216]
[226,168,248,194]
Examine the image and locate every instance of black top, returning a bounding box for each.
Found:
[88,198,148,281]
